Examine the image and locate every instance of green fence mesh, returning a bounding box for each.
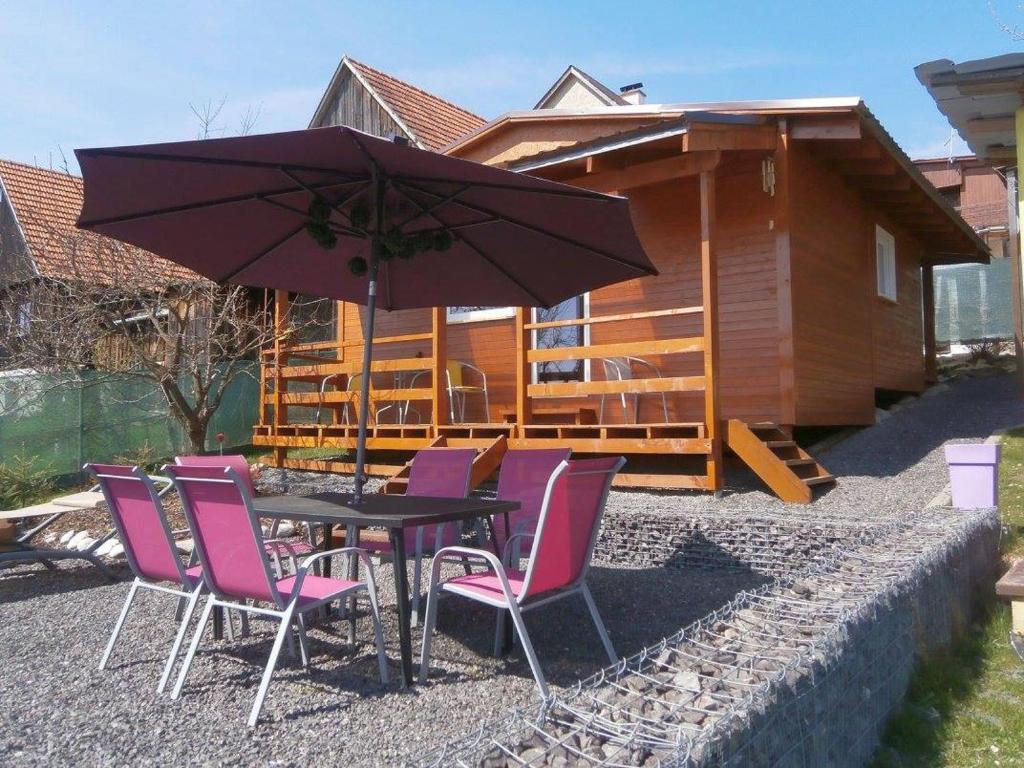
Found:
[934,258,1015,345]
[0,362,259,477]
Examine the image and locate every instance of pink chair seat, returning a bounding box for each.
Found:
[275,574,362,608]
[360,539,394,554]
[444,569,526,605]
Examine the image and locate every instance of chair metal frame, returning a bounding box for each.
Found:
[445,360,490,423]
[419,457,625,698]
[165,465,389,727]
[598,356,669,424]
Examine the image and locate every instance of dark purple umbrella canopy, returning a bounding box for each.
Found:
[75,126,657,501]
[75,126,656,310]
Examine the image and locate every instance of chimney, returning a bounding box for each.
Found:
[619,82,646,105]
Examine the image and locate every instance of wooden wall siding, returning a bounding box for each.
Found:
[789,142,926,426]
[871,212,925,393]
[960,165,1009,230]
[314,68,407,139]
[328,154,780,426]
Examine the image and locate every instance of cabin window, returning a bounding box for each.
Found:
[446,306,516,324]
[288,294,337,344]
[875,226,897,302]
[531,295,590,384]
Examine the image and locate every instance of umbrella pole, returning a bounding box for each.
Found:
[353,255,379,504]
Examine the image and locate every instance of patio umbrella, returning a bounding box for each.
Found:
[75,126,657,502]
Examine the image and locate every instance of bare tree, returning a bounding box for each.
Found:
[989,0,1024,39]
[0,228,329,453]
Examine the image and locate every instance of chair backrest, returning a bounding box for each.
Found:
[87,463,185,585]
[174,454,256,498]
[602,357,632,382]
[164,464,280,605]
[404,448,476,549]
[445,361,464,388]
[521,456,625,600]
[494,448,571,547]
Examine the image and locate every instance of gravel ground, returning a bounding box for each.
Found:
[0,554,762,766]
[1,373,1019,767]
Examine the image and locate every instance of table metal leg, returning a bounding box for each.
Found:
[321,523,332,578]
[346,524,359,644]
[389,529,414,687]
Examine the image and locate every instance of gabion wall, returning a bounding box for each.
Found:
[417,506,1000,768]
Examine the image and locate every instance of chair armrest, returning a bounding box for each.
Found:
[502,532,534,568]
[624,356,663,377]
[148,475,174,496]
[435,545,504,572]
[298,545,372,571]
[460,362,487,388]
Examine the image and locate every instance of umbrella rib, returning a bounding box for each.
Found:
[398,180,657,277]
[258,195,365,239]
[77,178,360,228]
[391,183,471,231]
[77,147,367,177]
[220,222,309,282]
[454,230,551,307]
[280,171,370,231]
[390,173,618,202]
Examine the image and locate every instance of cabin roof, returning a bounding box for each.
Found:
[916,54,1024,163]
[309,56,487,151]
[0,158,198,286]
[443,99,988,266]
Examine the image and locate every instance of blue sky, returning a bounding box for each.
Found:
[1,1,1021,173]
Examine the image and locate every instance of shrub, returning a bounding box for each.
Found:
[113,441,164,474]
[0,455,55,510]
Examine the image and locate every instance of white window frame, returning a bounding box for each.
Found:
[875,225,897,302]
[446,306,516,324]
[530,294,591,385]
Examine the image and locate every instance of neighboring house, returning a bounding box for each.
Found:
[255,59,988,500]
[916,155,1014,347]
[0,159,198,366]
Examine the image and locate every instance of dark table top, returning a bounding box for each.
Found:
[252,492,519,529]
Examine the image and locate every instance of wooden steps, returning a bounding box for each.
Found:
[726,420,835,504]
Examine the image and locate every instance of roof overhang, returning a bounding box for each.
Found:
[915,54,1024,163]
[448,100,988,265]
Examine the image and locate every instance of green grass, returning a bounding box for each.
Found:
[872,431,1024,767]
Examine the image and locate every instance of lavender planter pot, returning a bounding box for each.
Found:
[945,443,1001,510]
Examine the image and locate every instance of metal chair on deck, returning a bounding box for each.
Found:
[446,360,490,423]
[598,356,669,424]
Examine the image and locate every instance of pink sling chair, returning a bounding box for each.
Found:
[174,454,315,575]
[87,463,206,695]
[419,456,625,699]
[359,448,476,625]
[491,448,571,562]
[164,464,388,727]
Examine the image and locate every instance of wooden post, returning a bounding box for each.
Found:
[431,307,447,431]
[272,289,289,466]
[515,307,532,431]
[922,264,938,383]
[700,169,724,491]
[774,120,797,425]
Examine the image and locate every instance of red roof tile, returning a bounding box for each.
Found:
[347,59,486,151]
[0,158,198,285]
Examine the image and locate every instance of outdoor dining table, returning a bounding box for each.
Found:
[252,492,519,687]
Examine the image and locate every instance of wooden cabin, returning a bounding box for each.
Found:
[254,60,989,502]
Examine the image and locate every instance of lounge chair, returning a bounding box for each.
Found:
[419,456,625,698]
[165,464,388,727]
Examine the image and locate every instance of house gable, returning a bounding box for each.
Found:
[0,172,35,287]
[534,66,627,110]
[309,56,486,151]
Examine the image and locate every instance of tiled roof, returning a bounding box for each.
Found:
[0,158,197,285]
[347,58,486,151]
